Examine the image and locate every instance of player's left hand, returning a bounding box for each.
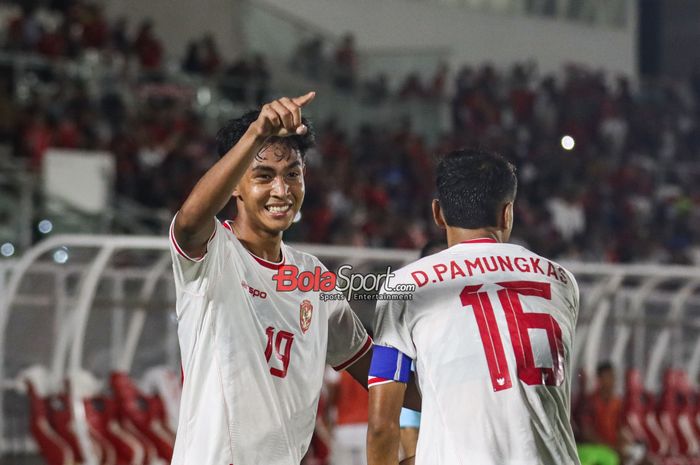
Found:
[251,92,316,139]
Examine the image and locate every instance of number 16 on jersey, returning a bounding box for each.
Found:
[460,281,565,392]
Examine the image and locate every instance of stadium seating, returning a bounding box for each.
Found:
[658,370,700,458]
[83,395,146,465]
[140,366,182,434]
[624,369,671,458]
[48,393,85,463]
[22,367,75,465]
[110,371,174,462]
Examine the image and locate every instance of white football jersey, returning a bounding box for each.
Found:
[169,216,370,465]
[373,238,580,465]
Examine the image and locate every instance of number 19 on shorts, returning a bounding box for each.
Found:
[460,280,564,392]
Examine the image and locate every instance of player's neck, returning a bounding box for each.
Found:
[445,227,503,247]
[230,219,283,262]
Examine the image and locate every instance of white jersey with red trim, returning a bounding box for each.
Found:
[372,239,580,465]
[169,216,370,465]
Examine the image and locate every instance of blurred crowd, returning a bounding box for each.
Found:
[4,2,163,69]
[2,2,700,264]
[290,33,450,103]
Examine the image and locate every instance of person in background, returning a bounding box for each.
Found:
[333,33,357,91]
[133,19,162,71]
[578,361,623,465]
[327,363,370,465]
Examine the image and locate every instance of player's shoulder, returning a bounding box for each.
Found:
[281,243,328,272]
[529,246,577,281]
[514,242,578,279]
[519,246,580,298]
[216,219,247,253]
[382,249,449,288]
[386,241,578,290]
[387,242,518,278]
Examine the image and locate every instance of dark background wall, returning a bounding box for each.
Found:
[639,0,700,78]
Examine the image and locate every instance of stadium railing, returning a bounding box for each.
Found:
[2,235,700,461]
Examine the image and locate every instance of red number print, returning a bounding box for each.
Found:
[497,281,564,387]
[460,281,564,391]
[265,326,295,378]
[460,285,513,391]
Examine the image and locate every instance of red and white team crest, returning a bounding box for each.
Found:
[300,299,313,334]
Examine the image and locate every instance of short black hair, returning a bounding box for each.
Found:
[215,110,315,158]
[436,148,517,229]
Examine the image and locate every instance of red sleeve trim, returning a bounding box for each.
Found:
[368,376,393,387]
[169,214,216,262]
[333,336,372,371]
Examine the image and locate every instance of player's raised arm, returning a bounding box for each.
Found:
[173,92,315,258]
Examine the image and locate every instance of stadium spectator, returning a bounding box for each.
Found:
[398,73,425,100]
[292,35,325,80]
[5,4,42,51]
[546,190,586,242]
[428,62,450,99]
[201,34,222,75]
[81,3,109,49]
[0,79,15,144]
[182,40,204,75]
[221,58,251,102]
[1,4,699,265]
[110,17,131,56]
[333,33,358,91]
[578,362,623,465]
[327,369,369,465]
[132,19,163,71]
[249,53,271,105]
[362,73,390,104]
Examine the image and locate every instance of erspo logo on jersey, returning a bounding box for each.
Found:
[241,280,267,299]
[271,265,415,301]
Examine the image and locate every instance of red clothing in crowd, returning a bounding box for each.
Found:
[334,371,368,426]
[585,391,623,448]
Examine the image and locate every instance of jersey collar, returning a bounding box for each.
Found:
[224,219,285,270]
[248,250,285,270]
[459,238,498,244]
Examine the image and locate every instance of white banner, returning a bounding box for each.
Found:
[43,149,115,214]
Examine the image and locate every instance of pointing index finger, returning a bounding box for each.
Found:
[292,91,316,108]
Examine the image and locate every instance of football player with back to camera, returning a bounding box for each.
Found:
[397,240,446,462]
[170,92,380,465]
[367,149,581,465]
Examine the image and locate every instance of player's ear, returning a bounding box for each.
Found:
[502,201,514,232]
[432,199,446,230]
[232,184,242,200]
